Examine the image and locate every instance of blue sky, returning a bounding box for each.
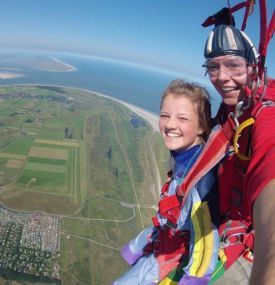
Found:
[0,0,274,80]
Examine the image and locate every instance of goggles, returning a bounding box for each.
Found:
[203,55,248,78]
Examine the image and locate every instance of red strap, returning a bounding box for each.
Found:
[161,182,170,194]
[159,195,180,213]
[267,10,275,46]
[241,0,255,31]
[153,193,181,227]
[258,0,267,57]
[258,0,268,78]
[177,122,233,206]
[152,216,160,227]
[244,231,255,249]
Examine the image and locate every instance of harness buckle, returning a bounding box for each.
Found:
[165,219,178,230]
[220,232,245,248]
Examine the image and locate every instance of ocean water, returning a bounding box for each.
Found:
[0,51,221,115]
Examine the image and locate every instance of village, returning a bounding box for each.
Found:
[0,205,60,280]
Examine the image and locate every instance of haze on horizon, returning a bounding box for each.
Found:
[0,0,274,79]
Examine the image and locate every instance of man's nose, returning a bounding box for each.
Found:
[216,66,231,80]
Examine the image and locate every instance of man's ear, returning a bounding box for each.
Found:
[247,64,258,85]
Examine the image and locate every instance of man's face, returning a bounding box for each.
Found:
[205,55,253,106]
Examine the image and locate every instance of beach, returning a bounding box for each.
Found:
[0,72,24,79]
[107,97,159,132]
[84,89,160,132]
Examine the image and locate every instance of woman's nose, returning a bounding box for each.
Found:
[166,117,177,128]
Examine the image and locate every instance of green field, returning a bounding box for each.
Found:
[0,85,168,285]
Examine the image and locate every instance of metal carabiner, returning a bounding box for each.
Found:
[234,100,245,118]
[229,112,240,129]
[228,100,247,131]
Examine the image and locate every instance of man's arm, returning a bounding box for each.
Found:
[250,179,275,285]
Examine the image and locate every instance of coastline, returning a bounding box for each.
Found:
[0,72,24,79]
[0,83,160,132]
[51,57,77,72]
[90,91,160,132]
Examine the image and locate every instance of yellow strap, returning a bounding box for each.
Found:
[196,202,214,277]
[190,201,204,276]
[218,248,227,264]
[159,278,178,285]
[233,117,255,160]
[160,202,215,283]
[189,202,214,277]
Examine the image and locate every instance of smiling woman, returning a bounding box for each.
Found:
[160,79,212,145]
[159,95,203,151]
[113,79,219,285]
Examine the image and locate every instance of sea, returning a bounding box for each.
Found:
[0,50,221,115]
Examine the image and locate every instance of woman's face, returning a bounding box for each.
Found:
[159,94,203,152]
[206,55,253,106]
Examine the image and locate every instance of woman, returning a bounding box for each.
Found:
[113,80,219,285]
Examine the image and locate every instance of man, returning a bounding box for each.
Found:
[203,24,275,284]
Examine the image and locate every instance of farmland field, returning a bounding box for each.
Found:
[0,85,168,285]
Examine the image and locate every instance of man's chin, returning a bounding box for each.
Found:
[222,98,239,106]
[221,93,241,106]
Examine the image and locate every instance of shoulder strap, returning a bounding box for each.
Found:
[177,121,234,204]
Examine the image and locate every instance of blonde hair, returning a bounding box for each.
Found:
[161,79,212,141]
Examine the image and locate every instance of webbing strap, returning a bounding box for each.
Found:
[267,11,275,46]
[160,182,170,194]
[159,195,180,213]
[241,0,255,31]
[258,0,268,78]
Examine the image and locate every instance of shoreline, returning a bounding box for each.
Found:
[50,57,77,72]
[0,72,24,79]
[90,90,160,132]
[0,83,160,132]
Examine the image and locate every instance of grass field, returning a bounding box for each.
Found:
[0,85,168,285]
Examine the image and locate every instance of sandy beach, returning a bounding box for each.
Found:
[0,72,24,79]
[82,89,160,132]
[51,57,77,72]
[122,101,159,132]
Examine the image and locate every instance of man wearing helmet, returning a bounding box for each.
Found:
[204,25,258,106]
[204,24,275,284]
